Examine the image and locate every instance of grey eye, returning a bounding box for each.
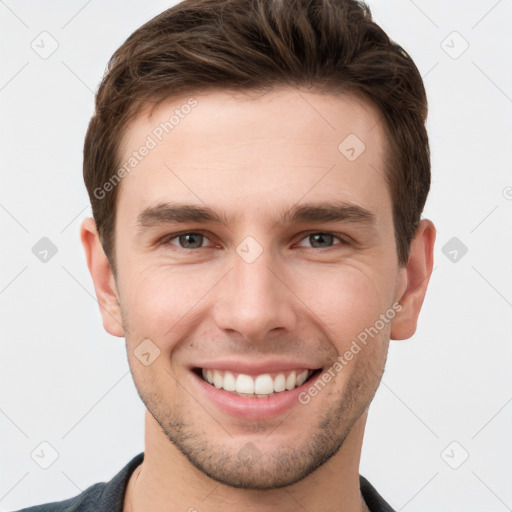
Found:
[298,233,337,249]
[174,233,205,249]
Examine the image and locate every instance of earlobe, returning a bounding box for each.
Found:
[390,219,436,340]
[80,217,124,337]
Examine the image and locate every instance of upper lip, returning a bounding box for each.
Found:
[191,359,323,376]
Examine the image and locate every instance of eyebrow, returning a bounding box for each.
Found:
[136,201,376,230]
[282,202,375,225]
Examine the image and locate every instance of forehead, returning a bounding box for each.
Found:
[116,88,391,223]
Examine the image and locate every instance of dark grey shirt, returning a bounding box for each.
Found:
[14,452,395,511]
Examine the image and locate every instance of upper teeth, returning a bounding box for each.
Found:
[201,369,312,395]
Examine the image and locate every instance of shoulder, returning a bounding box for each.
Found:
[12,483,105,512]
[360,475,396,512]
[11,452,144,512]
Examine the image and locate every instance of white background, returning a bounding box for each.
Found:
[1,1,511,510]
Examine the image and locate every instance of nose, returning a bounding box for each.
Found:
[212,246,298,342]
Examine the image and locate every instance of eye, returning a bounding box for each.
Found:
[160,231,349,251]
[164,232,214,249]
[296,232,349,249]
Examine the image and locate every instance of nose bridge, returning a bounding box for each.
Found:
[213,243,296,341]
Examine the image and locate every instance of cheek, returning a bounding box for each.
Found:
[118,261,219,341]
[291,264,391,343]
[118,252,396,354]
[119,265,200,389]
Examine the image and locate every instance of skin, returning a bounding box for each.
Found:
[81,88,435,512]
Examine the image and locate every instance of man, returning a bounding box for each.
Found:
[17,0,435,510]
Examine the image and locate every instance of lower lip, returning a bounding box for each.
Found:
[190,369,322,420]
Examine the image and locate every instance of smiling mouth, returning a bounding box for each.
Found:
[193,367,323,398]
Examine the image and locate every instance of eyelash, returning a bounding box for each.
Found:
[160,230,351,251]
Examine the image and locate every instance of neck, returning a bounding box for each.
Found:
[126,409,370,512]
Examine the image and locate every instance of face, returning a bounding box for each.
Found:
[105,89,407,488]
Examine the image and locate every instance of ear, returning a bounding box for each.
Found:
[391,219,436,340]
[80,217,124,337]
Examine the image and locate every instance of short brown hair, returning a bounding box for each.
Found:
[83,0,430,272]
